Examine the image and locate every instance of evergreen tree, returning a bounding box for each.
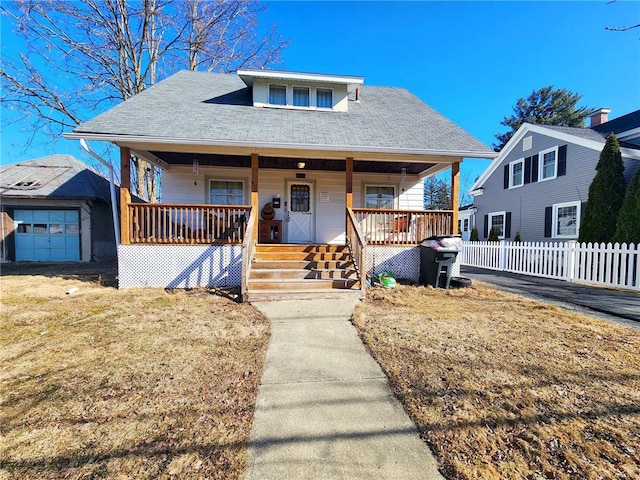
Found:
[493,86,591,151]
[423,177,451,210]
[613,166,640,244]
[579,134,627,243]
[488,227,499,242]
[470,227,479,241]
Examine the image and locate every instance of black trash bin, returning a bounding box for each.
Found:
[419,235,463,289]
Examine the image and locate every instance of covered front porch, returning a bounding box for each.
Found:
[115,146,461,299]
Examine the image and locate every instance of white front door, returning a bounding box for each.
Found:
[286,181,314,243]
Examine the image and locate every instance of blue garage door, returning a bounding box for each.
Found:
[14,210,80,261]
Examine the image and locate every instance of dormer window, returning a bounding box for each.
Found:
[268,84,286,105]
[293,86,310,107]
[316,88,333,109]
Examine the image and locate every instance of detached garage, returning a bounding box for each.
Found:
[1,155,117,263]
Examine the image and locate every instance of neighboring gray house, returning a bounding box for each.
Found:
[65,68,495,295]
[469,109,640,243]
[0,155,117,262]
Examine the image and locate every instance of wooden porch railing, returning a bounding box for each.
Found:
[128,203,251,244]
[352,208,453,245]
[346,208,367,292]
[241,207,258,302]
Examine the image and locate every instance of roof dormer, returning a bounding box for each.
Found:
[237,69,364,112]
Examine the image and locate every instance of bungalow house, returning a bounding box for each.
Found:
[0,155,117,262]
[469,109,640,243]
[65,69,495,299]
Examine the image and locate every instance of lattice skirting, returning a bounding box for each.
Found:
[118,244,242,289]
[365,246,461,284]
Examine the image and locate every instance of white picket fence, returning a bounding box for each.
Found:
[460,241,640,291]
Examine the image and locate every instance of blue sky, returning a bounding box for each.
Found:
[2,0,639,189]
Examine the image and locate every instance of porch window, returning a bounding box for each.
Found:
[316,88,333,109]
[489,211,505,239]
[539,147,557,181]
[553,201,580,238]
[293,86,310,107]
[209,180,245,205]
[510,159,524,188]
[365,185,395,209]
[268,84,287,106]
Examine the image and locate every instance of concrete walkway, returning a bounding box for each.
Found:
[245,298,443,480]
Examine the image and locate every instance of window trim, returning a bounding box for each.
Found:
[316,87,334,109]
[488,211,506,240]
[552,201,581,239]
[208,177,248,206]
[539,146,558,182]
[364,184,397,209]
[268,83,287,106]
[509,158,525,189]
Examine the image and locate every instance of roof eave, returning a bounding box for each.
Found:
[64,132,497,162]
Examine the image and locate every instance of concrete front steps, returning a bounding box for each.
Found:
[248,244,364,301]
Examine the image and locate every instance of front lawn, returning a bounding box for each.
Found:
[0,266,269,479]
[353,284,640,479]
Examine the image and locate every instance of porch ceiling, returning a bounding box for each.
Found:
[148,151,437,175]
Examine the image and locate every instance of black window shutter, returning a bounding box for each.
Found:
[544,206,553,238]
[503,165,509,189]
[483,215,488,239]
[531,154,539,183]
[558,145,567,176]
[524,156,532,184]
[505,212,512,238]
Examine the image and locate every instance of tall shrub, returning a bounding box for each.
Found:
[614,166,640,244]
[579,134,626,243]
[488,227,499,242]
[470,227,479,241]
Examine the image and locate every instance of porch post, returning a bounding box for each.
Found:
[251,153,259,243]
[451,161,460,235]
[346,157,354,232]
[120,147,131,245]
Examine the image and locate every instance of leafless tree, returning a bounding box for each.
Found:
[1,0,287,201]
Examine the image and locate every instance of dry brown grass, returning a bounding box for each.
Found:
[353,283,640,480]
[0,265,269,479]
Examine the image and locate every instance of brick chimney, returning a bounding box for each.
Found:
[589,108,611,128]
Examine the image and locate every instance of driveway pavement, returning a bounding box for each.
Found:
[461,266,640,330]
[245,298,444,480]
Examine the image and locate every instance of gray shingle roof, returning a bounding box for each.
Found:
[73,70,493,156]
[542,125,607,142]
[0,155,111,201]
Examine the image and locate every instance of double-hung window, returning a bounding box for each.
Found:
[292,86,310,107]
[365,185,395,209]
[553,201,580,238]
[268,84,287,106]
[316,88,333,109]
[209,180,245,205]
[509,159,524,188]
[489,211,506,239]
[539,147,558,181]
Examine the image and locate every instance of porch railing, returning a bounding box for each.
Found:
[241,208,258,301]
[128,203,251,244]
[346,208,367,292]
[352,208,453,245]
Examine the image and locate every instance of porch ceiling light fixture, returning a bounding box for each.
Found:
[297,161,306,169]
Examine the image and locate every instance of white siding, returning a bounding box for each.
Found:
[162,165,425,243]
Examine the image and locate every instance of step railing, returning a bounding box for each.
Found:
[346,208,367,291]
[241,207,258,302]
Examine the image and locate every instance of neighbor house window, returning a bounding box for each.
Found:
[510,159,524,188]
[553,201,580,238]
[463,219,469,232]
[292,86,310,107]
[268,84,287,105]
[539,147,558,181]
[365,185,395,209]
[209,180,245,205]
[489,211,506,239]
[316,88,333,109]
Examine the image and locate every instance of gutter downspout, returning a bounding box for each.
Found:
[79,139,121,250]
